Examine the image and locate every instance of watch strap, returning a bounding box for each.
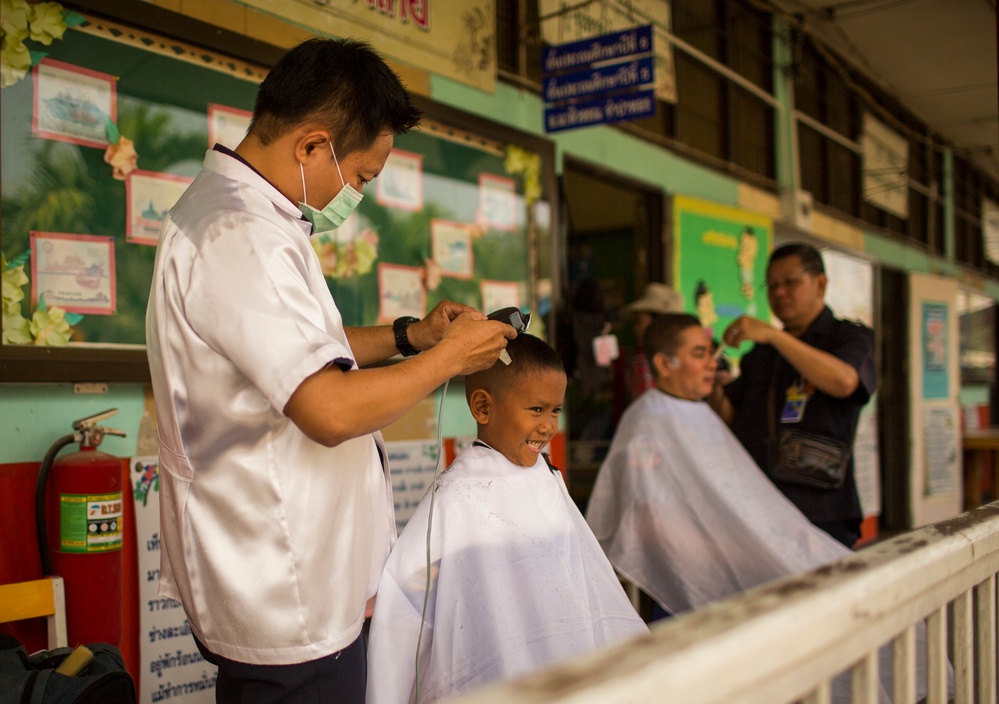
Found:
[393,316,420,357]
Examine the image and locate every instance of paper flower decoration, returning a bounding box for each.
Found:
[1,0,83,87]
[28,1,66,45]
[0,27,32,87]
[310,227,380,279]
[423,257,441,291]
[503,144,542,206]
[30,299,73,346]
[104,134,138,180]
[2,254,32,344]
[2,252,80,346]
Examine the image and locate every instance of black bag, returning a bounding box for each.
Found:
[0,633,135,704]
[769,427,852,490]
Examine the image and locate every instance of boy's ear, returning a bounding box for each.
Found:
[468,388,492,425]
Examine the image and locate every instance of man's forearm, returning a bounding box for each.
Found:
[344,325,398,367]
[769,331,859,398]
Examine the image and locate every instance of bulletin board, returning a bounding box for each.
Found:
[672,195,772,358]
[0,13,553,382]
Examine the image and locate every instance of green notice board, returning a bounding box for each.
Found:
[1,20,533,358]
[672,195,772,358]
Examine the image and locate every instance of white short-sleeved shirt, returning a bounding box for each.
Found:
[145,149,395,665]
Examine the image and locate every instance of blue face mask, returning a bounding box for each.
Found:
[298,142,363,234]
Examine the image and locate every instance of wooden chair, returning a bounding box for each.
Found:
[0,577,68,649]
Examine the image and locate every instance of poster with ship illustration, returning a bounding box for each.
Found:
[32,58,117,149]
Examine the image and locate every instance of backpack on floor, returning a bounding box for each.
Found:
[0,633,135,704]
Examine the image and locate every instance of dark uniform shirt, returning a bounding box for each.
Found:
[725,306,877,525]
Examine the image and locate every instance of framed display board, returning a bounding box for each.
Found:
[1,10,554,382]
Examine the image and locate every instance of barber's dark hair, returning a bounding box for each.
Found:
[250,37,422,153]
[769,242,825,275]
[643,313,703,360]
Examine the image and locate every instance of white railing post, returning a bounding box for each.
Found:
[926,606,949,704]
[953,589,973,702]
[977,574,997,704]
[801,681,830,704]
[851,650,879,704]
[892,625,916,704]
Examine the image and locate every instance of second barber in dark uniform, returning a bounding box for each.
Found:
[710,243,877,548]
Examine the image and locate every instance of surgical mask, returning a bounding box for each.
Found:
[298,142,363,234]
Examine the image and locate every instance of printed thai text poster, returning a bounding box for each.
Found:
[131,456,217,703]
[385,440,439,532]
[30,231,116,315]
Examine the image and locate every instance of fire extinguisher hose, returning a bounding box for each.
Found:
[35,434,79,576]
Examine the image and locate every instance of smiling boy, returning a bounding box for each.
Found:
[366,333,647,704]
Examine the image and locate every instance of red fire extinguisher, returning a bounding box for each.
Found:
[35,408,126,647]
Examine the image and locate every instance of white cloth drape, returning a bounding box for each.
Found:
[367,444,648,704]
[586,390,848,614]
[586,389,950,702]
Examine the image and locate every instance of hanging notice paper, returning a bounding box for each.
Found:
[922,407,959,497]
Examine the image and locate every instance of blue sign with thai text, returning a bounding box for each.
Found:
[544,89,656,133]
[544,56,654,103]
[542,25,653,75]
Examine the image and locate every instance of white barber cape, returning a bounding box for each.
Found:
[587,390,943,703]
[586,389,849,613]
[367,443,648,704]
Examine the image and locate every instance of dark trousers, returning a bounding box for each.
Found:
[194,632,366,704]
[815,518,862,549]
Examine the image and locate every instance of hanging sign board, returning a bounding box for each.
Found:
[542,25,655,133]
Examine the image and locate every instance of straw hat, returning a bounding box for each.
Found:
[622,283,685,316]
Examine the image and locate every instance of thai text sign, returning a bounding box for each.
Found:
[545,90,655,132]
[542,25,655,133]
[540,0,676,103]
[237,0,496,93]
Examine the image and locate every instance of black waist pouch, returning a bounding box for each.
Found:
[769,428,851,490]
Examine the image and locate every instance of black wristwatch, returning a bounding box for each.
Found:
[393,316,421,357]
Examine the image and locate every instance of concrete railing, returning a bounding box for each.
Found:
[459,501,999,704]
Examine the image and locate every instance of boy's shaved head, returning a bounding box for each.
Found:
[465,334,565,401]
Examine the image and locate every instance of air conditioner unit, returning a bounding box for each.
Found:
[781,189,813,232]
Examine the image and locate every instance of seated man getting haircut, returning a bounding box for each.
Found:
[367,333,648,704]
[587,313,849,614]
[586,313,940,703]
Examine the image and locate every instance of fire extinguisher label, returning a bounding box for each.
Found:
[59,492,123,553]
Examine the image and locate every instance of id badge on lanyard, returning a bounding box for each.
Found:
[780,380,812,423]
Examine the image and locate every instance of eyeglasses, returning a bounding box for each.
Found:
[763,271,811,294]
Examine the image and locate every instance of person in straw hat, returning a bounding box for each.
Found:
[613,283,685,417]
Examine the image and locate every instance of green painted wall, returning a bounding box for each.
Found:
[0,384,144,464]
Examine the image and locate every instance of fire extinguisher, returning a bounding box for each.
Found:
[35,408,126,647]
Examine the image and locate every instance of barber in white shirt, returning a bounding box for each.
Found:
[145,37,514,704]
